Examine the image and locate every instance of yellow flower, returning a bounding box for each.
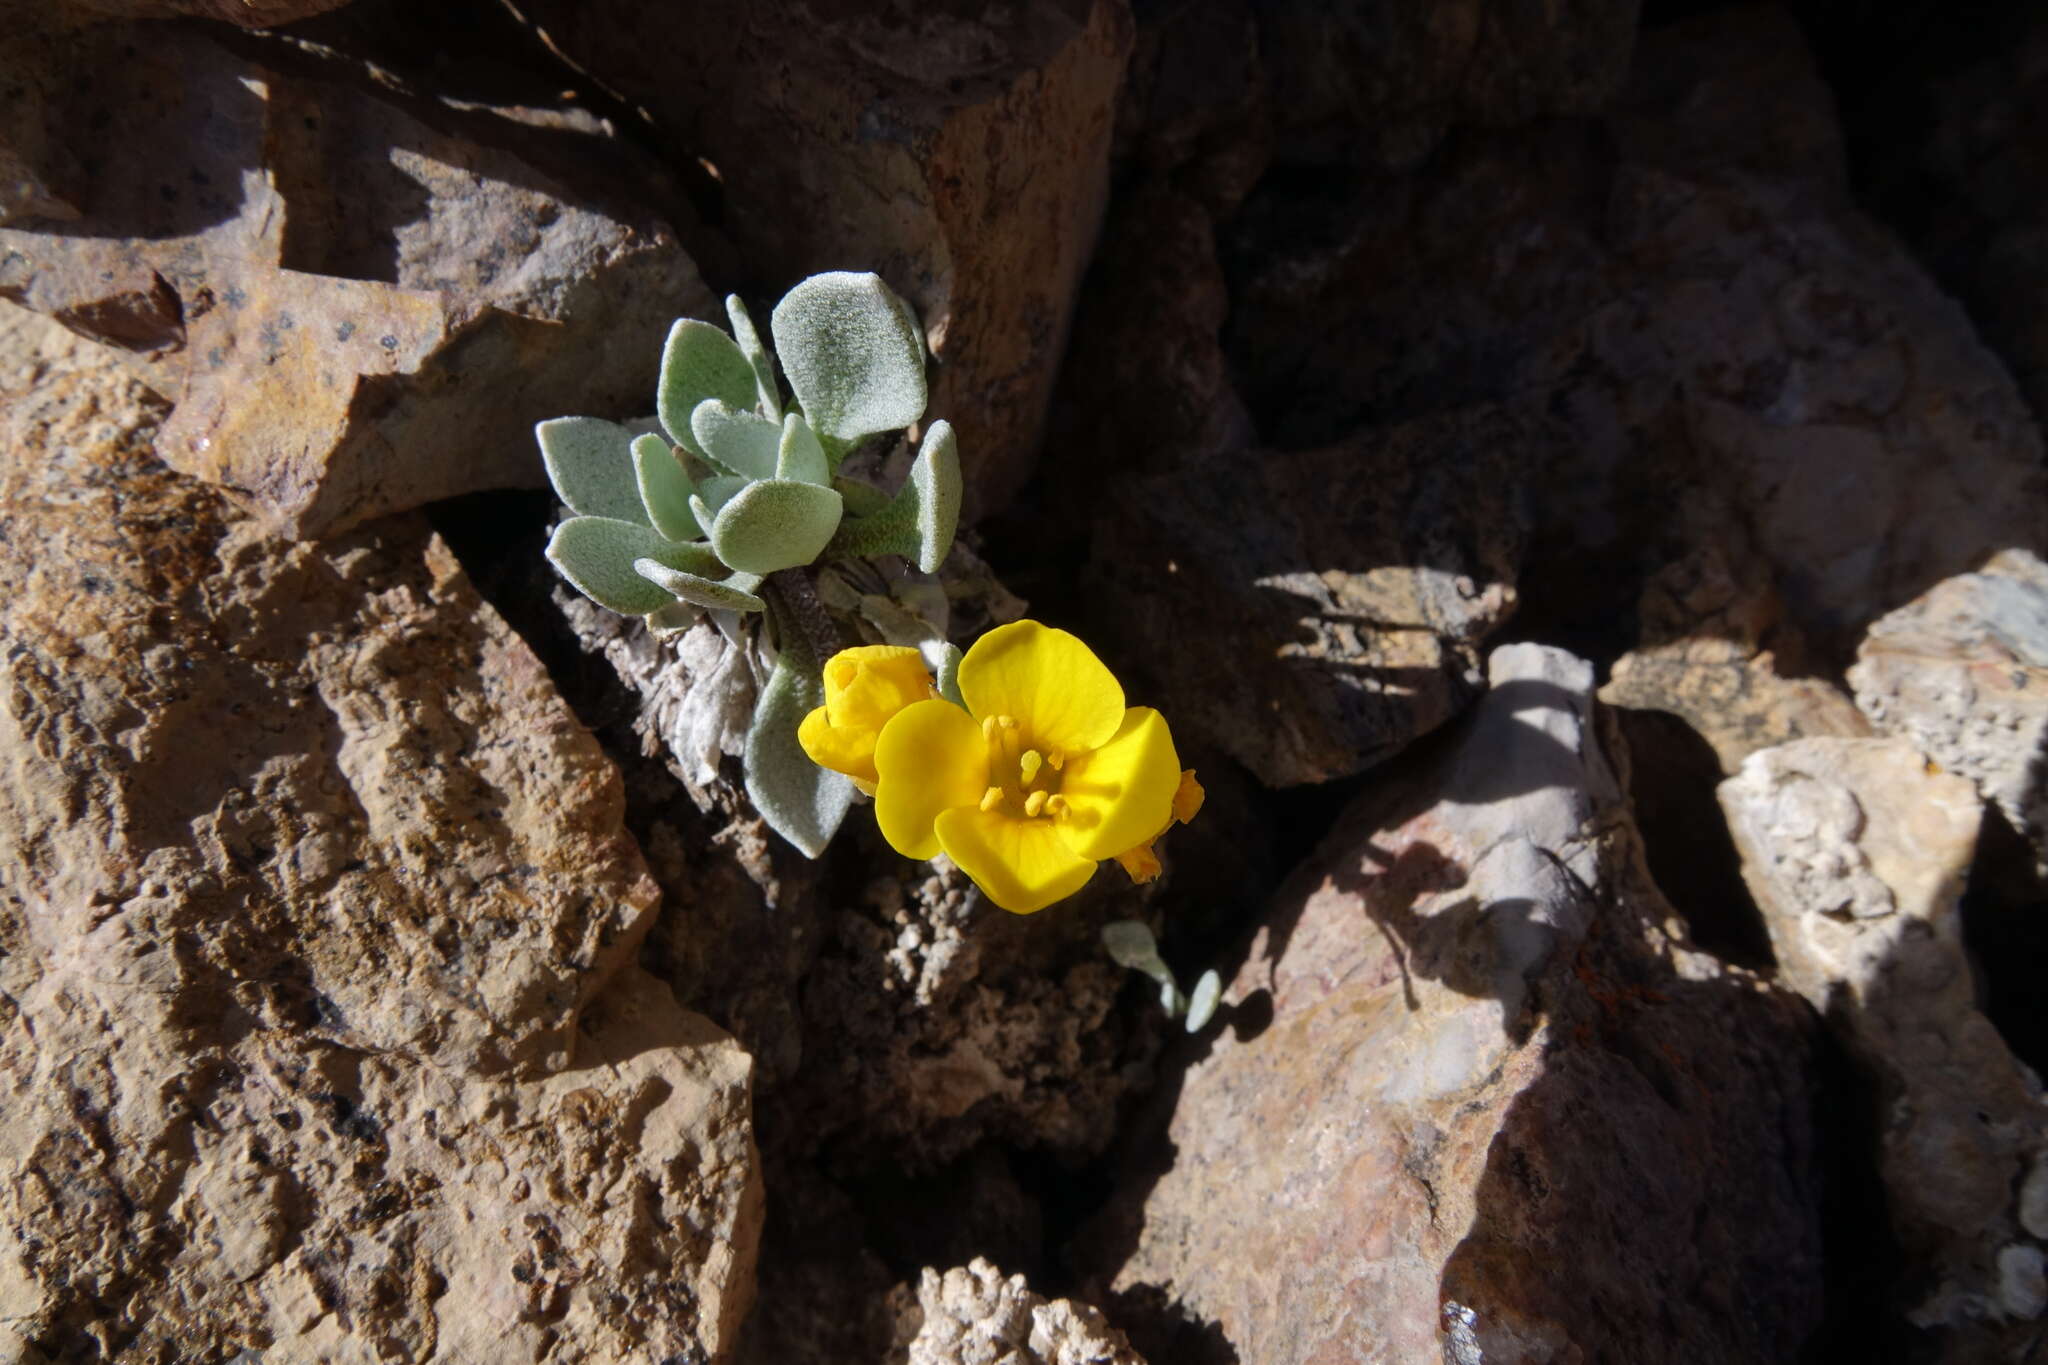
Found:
[797,644,937,791]
[865,620,1195,914]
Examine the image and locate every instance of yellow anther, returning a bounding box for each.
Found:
[978,786,1006,813]
[1045,794,1069,815]
[1023,790,1048,817]
[1020,750,1043,784]
[999,714,1019,729]
[1046,750,1066,770]
[981,716,999,741]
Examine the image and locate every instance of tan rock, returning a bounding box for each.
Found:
[892,1259,1145,1365]
[1848,549,2048,872]
[1603,529,1871,773]
[519,0,1134,521]
[0,25,712,538]
[1720,737,2047,1353]
[1084,645,1827,1363]
[0,305,760,1360]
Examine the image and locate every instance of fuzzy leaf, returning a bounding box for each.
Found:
[777,413,830,486]
[933,641,965,708]
[657,320,759,457]
[823,419,961,572]
[631,432,700,541]
[691,399,782,481]
[546,517,722,616]
[711,479,845,575]
[689,474,748,535]
[726,294,782,421]
[1184,969,1222,1032]
[633,558,765,612]
[745,631,855,858]
[770,272,926,453]
[536,417,647,524]
[834,476,891,518]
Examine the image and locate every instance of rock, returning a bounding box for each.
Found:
[518,0,1134,522]
[1848,549,2048,872]
[1223,6,2048,655]
[1082,644,1827,1363]
[0,305,761,1360]
[1601,528,1871,774]
[1084,407,1527,787]
[0,24,712,538]
[891,1259,1145,1365]
[62,0,354,24]
[1257,0,1640,169]
[1719,736,2047,1355]
[1831,9,2048,435]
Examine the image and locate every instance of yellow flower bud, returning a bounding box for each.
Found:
[797,645,936,786]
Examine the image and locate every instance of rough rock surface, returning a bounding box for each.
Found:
[890,1259,1145,1365]
[1848,549,2048,873]
[1720,737,2047,1355]
[0,305,761,1361]
[1601,528,1871,774]
[520,0,1133,521]
[1085,407,1526,787]
[1081,644,1826,1363]
[1222,6,2048,655]
[0,23,710,538]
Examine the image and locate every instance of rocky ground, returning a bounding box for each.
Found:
[3,1,2047,1362]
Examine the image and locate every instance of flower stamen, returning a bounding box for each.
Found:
[1046,749,1065,771]
[1023,790,1049,817]
[1020,749,1044,785]
[979,785,1007,813]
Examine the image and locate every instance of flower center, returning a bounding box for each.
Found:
[975,714,1066,820]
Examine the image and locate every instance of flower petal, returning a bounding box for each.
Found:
[824,645,932,730]
[957,620,1124,755]
[798,703,880,785]
[1053,706,1181,861]
[935,808,1098,914]
[874,699,987,860]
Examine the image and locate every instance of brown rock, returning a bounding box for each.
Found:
[1602,525,1871,774]
[1085,407,1527,786]
[0,25,712,538]
[0,305,761,1359]
[518,0,1134,522]
[1848,549,2048,873]
[1082,644,1826,1363]
[1257,0,1640,168]
[1224,6,2048,654]
[61,0,354,24]
[1720,737,2046,1353]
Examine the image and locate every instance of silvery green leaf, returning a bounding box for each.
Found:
[823,419,961,572]
[546,516,723,616]
[1102,920,1164,972]
[691,399,782,481]
[834,476,891,518]
[689,475,749,535]
[710,479,845,575]
[1184,969,1222,1032]
[770,271,926,455]
[536,417,647,524]
[745,630,854,858]
[658,319,759,458]
[631,432,700,541]
[932,641,965,707]
[634,558,766,612]
[726,294,782,421]
[776,413,830,486]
